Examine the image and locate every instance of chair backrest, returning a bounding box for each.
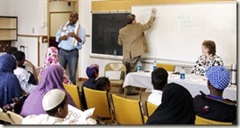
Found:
[83,87,111,119]
[157,63,175,72]
[63,84,82,110]
[7,111,23,124]
[104,62,126,80]
[195,115,232,125]
[145,101,158,117]
[0,108,13,124]
[104,62,126,72]
[111,94,144,124]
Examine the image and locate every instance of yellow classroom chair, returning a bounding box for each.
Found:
[83,87,112,119]
[157,63,175,72]
[145,101,158,117]
[104,62,126,93]
[63,84,82,110]
[195,115,232,125]
[111,94,144,124]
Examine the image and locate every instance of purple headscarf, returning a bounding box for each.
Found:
[20,64,76,117]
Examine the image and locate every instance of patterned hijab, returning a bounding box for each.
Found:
[0,54,22,107]
[39,46,71,84]
[20,65,76,117]
[146,83,195,124]
[86,64,99,79]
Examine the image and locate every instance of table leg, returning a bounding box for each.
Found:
[123,87,127,98]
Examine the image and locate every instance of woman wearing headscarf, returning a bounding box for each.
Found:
[81,64,99,109]
[20,65,76,117]
[39,46,71,84]
[82,64,99,89]
[0,54,22,107]
[146,83,195,124]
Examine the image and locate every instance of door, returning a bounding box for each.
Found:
[48,0,78,48]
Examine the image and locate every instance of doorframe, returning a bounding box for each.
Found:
[47,0,79,47]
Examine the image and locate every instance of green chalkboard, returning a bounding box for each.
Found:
[92,13,130,56]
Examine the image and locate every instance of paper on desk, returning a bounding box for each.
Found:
[64,105,96,124]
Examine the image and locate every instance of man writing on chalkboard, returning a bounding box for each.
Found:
[118,8,157,95]
[55,11,86,85]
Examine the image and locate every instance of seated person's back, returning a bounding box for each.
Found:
[193,66,236,122]
[22,89,96,124]
[82,64,99,89]
[146,83,195,124]
[147,67,168,106]
[94,77,111,92]
[81,64,99,109]
[20,65,76,117]
[0,54,22,107]
[13,51,38,93]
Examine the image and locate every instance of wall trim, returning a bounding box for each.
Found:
[18,34,47,38]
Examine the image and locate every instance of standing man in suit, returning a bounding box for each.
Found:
[118,8,157,95]
[56,11,86,85]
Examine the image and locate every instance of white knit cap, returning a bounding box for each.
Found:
[42,89,66,111]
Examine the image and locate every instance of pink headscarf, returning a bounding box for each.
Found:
[39,47,71,84]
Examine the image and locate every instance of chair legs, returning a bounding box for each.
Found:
[123,86,143,99]
[119,86,124,94]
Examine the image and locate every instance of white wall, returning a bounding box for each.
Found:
[78,0,194,79]
[79,0,239,79]
[8,0,47,35]
[2,0,48,67]
[1,0,118,78]
[0,0,10,15]
[132,2,236,66]
[1,0,238,79]
[78,0,123,79]
[12,37,38,66]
